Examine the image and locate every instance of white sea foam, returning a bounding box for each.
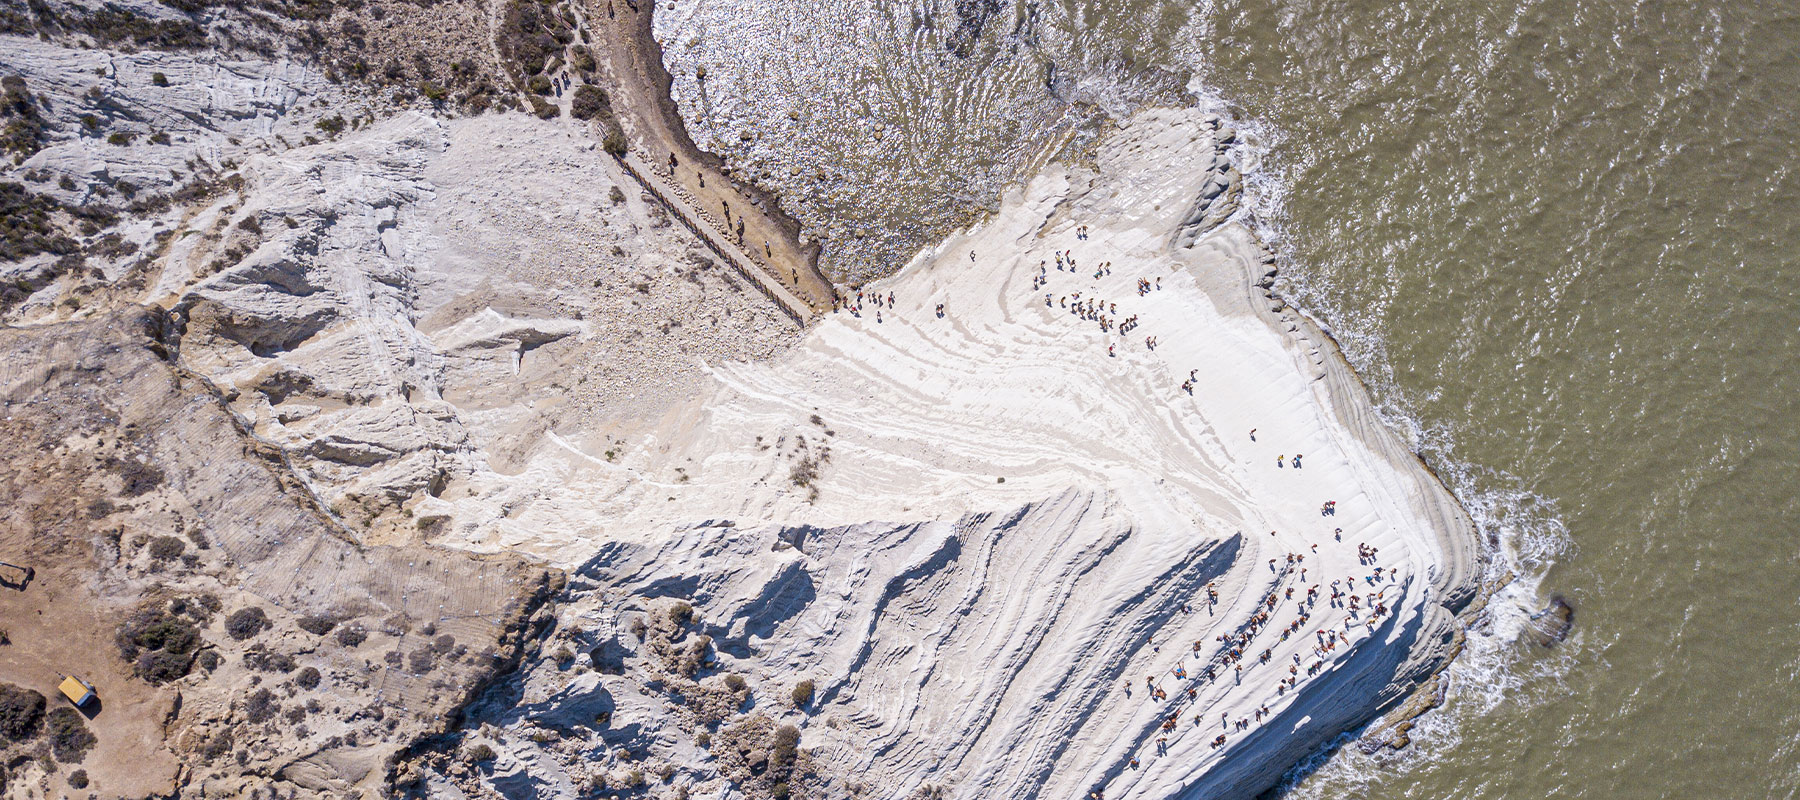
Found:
[1205,72,1578,796]
[653,1,1565,790]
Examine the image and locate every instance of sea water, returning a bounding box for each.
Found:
[654,0,1800,796]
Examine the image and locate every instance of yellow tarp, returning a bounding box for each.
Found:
[58,676,92,705]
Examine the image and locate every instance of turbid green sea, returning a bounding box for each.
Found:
[654,0,1800,796]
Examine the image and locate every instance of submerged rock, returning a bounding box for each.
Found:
[1530,595,1575,647]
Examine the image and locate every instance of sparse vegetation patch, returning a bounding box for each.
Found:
[0,683,45,742]
[44,706,95,762]
[116,600,205,684]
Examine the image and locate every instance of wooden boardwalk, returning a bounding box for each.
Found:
[616,153,815,324]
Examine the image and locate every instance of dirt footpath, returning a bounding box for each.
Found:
[583,0,839,316]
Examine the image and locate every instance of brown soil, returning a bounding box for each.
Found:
[582,0,838,317]
[0,561,179,799]
[0,308,556,798]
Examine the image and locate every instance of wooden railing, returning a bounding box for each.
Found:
[613,154,812,325]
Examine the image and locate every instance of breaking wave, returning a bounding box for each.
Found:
[1217,74,1577,796]
[654,0,1574,791]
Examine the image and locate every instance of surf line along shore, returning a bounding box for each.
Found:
[580,0,838,320]
[551,106,1486,799]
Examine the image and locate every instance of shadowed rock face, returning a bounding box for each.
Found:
[0,307,555,797]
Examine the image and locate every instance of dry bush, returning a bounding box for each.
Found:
[225,607,269,640]
[44,707,95,762]
[0,683,45,741]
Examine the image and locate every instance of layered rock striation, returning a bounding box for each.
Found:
[415,108,1480,800]
[1,9,1479,796]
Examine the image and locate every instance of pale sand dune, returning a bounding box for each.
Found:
[440,107,1478,799]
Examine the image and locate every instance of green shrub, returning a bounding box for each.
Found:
[571,45,595,72]
[151,72,169,86]
[297,614,337,635]
[244,649,295,673]
[315,115,345,135]
[0,683,45,741]
[602,128,627,156]
[199,729,232,760]
[790,679,814,709]
[136,648,195,683]
[106,131,135,146]
[418,81,447,102]
[117,605,201,684]
[67,768,88,789]
[724,674,746,692]
[526,74,552,95]
[497,0,561,77]
[1,76,47,160]
[770,724,800,773]
[294,666,321,689]
[570,85,609,120]
[69,7,206,50]
[243,688,278,723]
[44,707,95,762]
[147,535,185,560]
[225,607,268,640]
[678,635,712,677]
[335,624,367,647]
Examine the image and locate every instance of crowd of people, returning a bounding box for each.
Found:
[1017,226,1402,798]
[834,223,1405,800]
